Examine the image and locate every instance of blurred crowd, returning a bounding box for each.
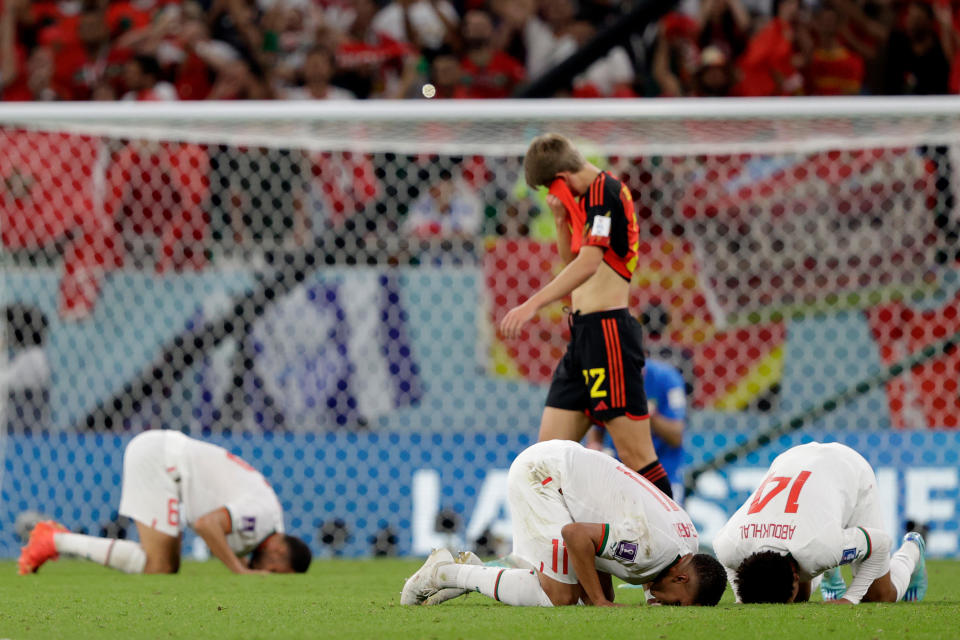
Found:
[3,0,960,102]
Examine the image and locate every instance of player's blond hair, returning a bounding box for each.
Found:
[523,133,586,188]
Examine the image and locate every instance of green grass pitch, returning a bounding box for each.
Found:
[1,558,957,639]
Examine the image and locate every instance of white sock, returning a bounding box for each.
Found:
[890,540,920,601]
[54,533,147,574]
[435,565,554,607]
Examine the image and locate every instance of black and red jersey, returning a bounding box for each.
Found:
[572,171,640,282]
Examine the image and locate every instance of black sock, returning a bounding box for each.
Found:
[637,460,673,499]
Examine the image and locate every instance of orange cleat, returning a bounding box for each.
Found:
[18,520,68,575]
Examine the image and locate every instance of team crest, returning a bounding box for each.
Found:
[241,516,257,532]
[613,541,637,562]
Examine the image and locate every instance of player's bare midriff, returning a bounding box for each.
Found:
[571,261,630,314]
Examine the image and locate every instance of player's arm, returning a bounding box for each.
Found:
[579,570,615,606]
[547,193,575,265]
[193,507,262,575]
[650,413,684,448]
[500,245,603,339]
[832,527,892,604]
[649,391,684,448]
[560,522,622,607]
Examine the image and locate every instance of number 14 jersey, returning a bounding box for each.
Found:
[713,442,886,583]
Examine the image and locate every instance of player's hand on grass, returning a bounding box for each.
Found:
[500,301,537,339]
[593,599,624,607]
[823,598,853,605]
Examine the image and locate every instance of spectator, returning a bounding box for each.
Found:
[459,9,525,98]
[121,54,178,100]
[23,46,65,101]
[698,0,750,61]
[283,46,356,99]
[427,49,469,98]
[171,18,219,100]
[334,0,416,99]
[651,12,701,97]
[403,166,482,264]
[522,0,579,79]
[884,1,952,95]
[694,45,735,96]
[372,0,459,53]
[56,6,117,100]
[806,4,864,95]
[733,0,807,96]
[832,0,895,95]
[208,57,271,99]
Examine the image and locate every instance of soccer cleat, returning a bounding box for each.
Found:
[423,550,484,605]
[18,520,68,575]
[400,548,454,606]
[819,566,847,601]
[901,532,927,602]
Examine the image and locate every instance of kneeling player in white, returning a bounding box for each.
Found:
[401,440,726,607]
[19,431,311,575]
[713,442,926,604]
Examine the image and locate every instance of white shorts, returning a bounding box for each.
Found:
[507,442,579,585]
[117,431,185,537]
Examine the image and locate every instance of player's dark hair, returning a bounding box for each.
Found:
[284,535,312,573]
[691,553,726,606]
[735,551,796,603]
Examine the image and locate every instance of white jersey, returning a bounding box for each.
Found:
[509,440,698,585]
[119,431,284,556]
[713,442,891,603]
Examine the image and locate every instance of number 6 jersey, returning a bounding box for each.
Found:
[713,442,892,604]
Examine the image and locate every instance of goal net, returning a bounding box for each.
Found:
[2,98,959,556]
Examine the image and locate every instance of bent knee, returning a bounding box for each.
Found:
[143,558,180,574]
[548,592,582,606]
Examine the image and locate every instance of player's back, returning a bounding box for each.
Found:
[570,171,639,313]
[714,442,874,578]
[555,442,698,579]
[171,434,281,525]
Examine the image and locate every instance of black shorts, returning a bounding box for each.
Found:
[545,308,649,423]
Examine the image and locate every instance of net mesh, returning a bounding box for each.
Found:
[1,99,959,557]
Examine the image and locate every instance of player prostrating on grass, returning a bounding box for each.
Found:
[713,442,927,604]
[500,134,674,499]
[401,440,726,607]
[19,431,311,575]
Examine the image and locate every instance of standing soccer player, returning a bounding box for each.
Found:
[19,430,311,575]
[500,133,673,498]
[713,442,927,604]
[401,440,726,607]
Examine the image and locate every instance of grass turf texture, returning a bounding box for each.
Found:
[1,559,957,639]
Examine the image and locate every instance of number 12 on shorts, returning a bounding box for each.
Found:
[581,368,607,398]
[747,471,812,514]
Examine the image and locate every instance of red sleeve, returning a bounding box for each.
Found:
[548,178,586,253]
[582,173,613,250]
